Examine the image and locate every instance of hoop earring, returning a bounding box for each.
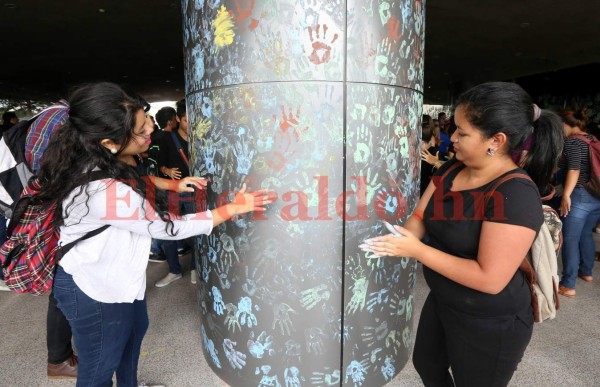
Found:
[487,148,495,156]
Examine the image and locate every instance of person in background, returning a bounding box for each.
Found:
[146,106,179,264]
[420,122,439,196]
[1,111,19,134]
[154,99,199,287]
[41,82,271,387]
[366,82,563,386]
[0,110,20,280]
[0,111,18,291]
[558,109,599,297]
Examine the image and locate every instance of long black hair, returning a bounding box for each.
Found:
[456,82,563,194]
[37,82,174,232]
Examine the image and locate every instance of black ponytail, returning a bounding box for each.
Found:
[522,110,564,195]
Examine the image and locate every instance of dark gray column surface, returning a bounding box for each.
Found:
[183,0,425,385]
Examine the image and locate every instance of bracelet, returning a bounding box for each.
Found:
[412,209,424,221]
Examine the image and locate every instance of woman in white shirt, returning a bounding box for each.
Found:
[37,82,271,387]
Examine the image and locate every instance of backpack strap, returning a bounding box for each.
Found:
[483,172,532,205]
[570,133,596,144]
[483,172,539,282]
[55,225,110,260]
[170,132,190,167]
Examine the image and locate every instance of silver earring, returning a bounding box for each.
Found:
[487,148,495,156]
[111,148,117,154]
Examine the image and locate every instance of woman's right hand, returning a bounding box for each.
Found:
[230,183,273,216]
[163,167,181,180]
[421,149,439,166]
[560,195,571,217]
[211,183,274,227]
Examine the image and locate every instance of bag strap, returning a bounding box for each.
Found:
[170,132,189,167]
[55,225,110,260]
[54,170,113,260]
[483,171,538,278]
[570,133,596,144]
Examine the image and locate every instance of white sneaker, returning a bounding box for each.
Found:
[138,383,165,387]
[0,280,10,292]
[155,273,182,288]
[190,269,197,285]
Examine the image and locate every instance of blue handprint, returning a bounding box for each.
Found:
[247,330,275,359]
[200,96,212,118]
[233,138,255,175]
[345,359,368,386]
[212,286,225,315]
[207,234,220,263]
[367,288,389,313]
[236,296,258,328]
[203,139,217,174]
[257,365,282,387]
[311,368,341,385]
[223,338,246,370]
[201,325,222,369]
[284,367,304,387]
[381,356,395,381]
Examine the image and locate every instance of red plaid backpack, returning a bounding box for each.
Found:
[0,175,108,295]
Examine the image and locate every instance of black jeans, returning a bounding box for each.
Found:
[412,293,533,387]
[47,292,73,364]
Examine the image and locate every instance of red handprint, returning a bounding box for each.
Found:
[308,24,339,65]
[386,16,402,41]
[228,0,259,31]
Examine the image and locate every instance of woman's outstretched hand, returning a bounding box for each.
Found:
[363,225,423,259]
[211,183,274,227]
[230,183,273,215]
[177,176,209,193]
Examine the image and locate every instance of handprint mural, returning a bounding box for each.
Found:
[184,0,424,385]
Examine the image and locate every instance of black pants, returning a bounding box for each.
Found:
[413,293,533,387]
[47,292,73,364]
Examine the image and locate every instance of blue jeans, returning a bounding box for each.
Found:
[163,193,196,274]
[560,188,600,288]
[53,267,149,387]
[150,238,163,255]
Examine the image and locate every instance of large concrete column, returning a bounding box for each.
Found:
[182,1,425,385]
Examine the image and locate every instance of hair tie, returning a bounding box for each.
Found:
[533,104,541,122]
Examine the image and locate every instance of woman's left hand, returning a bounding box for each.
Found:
[176,176,209,193]
[362,225,423,259]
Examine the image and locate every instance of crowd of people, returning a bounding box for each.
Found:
[1,81,600,386]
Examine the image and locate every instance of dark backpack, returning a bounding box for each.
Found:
[571,134,600,198]
[0,173,109,295]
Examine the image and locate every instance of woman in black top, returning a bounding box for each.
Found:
[558,109,599,297]
[367,82,563,386]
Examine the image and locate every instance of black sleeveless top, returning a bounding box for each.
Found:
[423,159,543,318]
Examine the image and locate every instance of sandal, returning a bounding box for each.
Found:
[559,285,576,298]
[578,274,593,282]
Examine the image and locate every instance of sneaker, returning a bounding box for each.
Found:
[148,252,167,263]
[0,280,10,292]
[155,273,182,288]
[177,246,191,256]
[190,269,197,285]
[138,383,165,387]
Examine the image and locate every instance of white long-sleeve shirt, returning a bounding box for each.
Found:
[58,179,213,303]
